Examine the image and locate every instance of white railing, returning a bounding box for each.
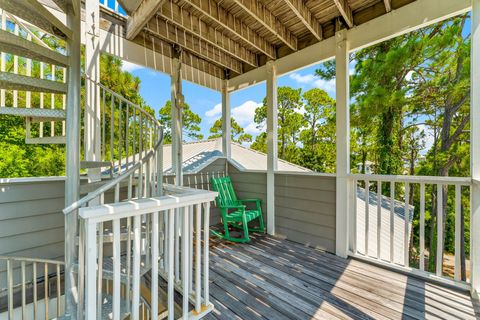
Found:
[0,256,64,320]
[86,78,161,176]
[349,174,472,288]
[78,185,216,320]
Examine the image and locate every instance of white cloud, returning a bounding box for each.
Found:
[121,61,143,72]
[232,100,262,127]
[288,72,335,96]
[205,103,222,118]
[205,100,262,134]
[418,124,435,155]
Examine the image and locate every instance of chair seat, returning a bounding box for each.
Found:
[226,209,262,222]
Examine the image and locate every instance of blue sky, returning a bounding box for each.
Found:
[121,61,335,141]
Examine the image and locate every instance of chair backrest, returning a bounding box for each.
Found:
[211,176,239,207]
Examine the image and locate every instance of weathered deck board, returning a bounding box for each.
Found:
[204,233,480,320]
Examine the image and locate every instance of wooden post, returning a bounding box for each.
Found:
[65,0,81,318]
[171,54,183,186]
[266,60,277,235]
[471,0,480,299]
[84,0,101,182]
[222,79,231,159]
[335,29,350,258]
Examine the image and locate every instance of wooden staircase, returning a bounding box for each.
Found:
[0,2,168,319]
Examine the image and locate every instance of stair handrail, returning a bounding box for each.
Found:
[64,78,164,215]
[63,136,163,215]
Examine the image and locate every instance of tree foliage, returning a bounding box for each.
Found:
[158,101,203,144]
[208,117,252,143]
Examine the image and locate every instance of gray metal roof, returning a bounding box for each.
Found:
[355,187,414,265]
[162,138,311,174]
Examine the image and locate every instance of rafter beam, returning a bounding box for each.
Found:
[146,18,244,74]
[384,0,392,12]
[283,0,322,41]
[159,2,258,67]
[126,0,167,40]
[333,0,354,28]
[235,0,297,51]
[184,0,276,59]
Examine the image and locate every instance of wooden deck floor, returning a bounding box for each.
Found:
[204,233,480,320]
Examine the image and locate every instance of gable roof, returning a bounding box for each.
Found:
[162,138,311,174]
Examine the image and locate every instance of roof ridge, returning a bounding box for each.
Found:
[231,141,311,172]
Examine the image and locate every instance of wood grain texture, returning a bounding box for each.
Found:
[205,233,480,320]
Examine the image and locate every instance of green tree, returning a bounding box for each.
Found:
[252,87,304,161]
[208,117,252,143]
[159,100,203,143]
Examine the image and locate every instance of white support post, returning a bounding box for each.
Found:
[222,79,231,159]
[85,0,101,182]
[64,1,81,318]
[471,0,480,299]
[335,29,350,258]
[266,60,277,235]
[171,56,183,186]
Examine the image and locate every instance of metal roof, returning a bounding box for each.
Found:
[162,138,311,174]
[355,187,414,265]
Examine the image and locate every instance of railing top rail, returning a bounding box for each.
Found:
[350,173,472,185]
[78,186,217,223]
[0,255,65,265]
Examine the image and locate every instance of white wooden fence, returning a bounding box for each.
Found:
[79,185,217,320]
[350,174,472,288]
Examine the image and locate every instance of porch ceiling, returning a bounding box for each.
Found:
[114,0,413,82]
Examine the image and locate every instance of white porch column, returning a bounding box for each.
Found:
[222,79,231,159]
[64,1,81,318]
[171,56,183,186]
[335,29,350,258]
[266,60,278,235]
[84,0,101,181]
[471,0,480,299]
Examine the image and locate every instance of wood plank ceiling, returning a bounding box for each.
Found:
[116,0,413,81]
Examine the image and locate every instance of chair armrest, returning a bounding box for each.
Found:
[238,199,262,204]
[220,205,246,210]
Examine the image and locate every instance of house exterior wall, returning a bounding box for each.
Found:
[0,178,66,260]
[229,165,337,253]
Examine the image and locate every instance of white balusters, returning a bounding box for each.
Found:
[77,187,216,320]
[455,185,462,281]
[419,183,425,271]
[351,174,471,287]
[376,181,381,260]
[404,182,410,267]
[436,183,443,276]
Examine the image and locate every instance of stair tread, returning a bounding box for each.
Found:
[0,106,66,119]
[25,136,66,144]
[0,72,67,94]
[74,254,152,283]
[80,160,113,169]
[0,29,69,67]
[55,293,130,320]
[0,0,72,39]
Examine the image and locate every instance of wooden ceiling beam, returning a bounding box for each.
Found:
[333,0,354,28]
[384,0,392,12]
[184,0,276,59]
[159,2,258,67]
[145,17,244,74]
[235,0,297,51]
[283,0,322,41]
[126,0,167,40]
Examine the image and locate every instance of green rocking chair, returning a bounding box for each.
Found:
[210,176,265,243]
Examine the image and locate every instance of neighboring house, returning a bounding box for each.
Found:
[162,138,312,174]
[357,161,375,174]
[356,187,414,266]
